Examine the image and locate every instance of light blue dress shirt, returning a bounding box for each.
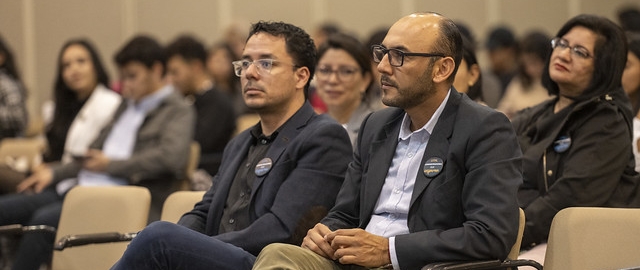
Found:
[364,90,450,269]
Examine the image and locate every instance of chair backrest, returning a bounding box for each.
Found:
[0,138,45,172]
[177,142,200,191]
[51,186,151,270]
[544,207,640,270]
[160,190,206,223]
[507,208,526,260]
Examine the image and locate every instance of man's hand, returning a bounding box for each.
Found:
[17,165,53,194]
[301,223,337,260]
[83,149,110,172]
[326,228,391,268]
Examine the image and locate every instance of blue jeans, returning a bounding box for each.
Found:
[111,221,256,270]
[0,188,63,270]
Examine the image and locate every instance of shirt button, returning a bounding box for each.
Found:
[393,188,401,194]
[407,153,414,158]
[261,139,268,144]
[245,163,250,168]
[229,218,235,224]
[240,192,245,198]
[547,170,553,177]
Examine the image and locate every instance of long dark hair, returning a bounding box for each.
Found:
[48,39,110,143]
[460,35,484,101]
[626,32,640,114]
[0,34,22,82]
[542,14,627,100]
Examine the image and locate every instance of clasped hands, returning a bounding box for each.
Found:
[301,223,391,268]
[17,149,110,194]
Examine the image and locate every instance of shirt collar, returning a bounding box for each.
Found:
[128,84,174,113]
[398,89,451,140]
[249,123,279,144]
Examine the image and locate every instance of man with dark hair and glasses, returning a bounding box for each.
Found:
[253,12,522,270]
[111,21,352,270]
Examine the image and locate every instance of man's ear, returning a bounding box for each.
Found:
[433,57,456,83]
[294,66,311,90]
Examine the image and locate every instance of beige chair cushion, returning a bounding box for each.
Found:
[545,207,640,270]
[160,190,206,223]
[51,186,151,270]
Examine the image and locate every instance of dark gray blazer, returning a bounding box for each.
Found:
[53,91,195,221]
[178,102,352,256]
[322,90,522,270]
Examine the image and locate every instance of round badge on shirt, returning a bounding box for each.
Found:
[423,157,444,178]
[553,135,571,153]
[255,158,273,176]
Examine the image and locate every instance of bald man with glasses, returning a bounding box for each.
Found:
[111,21,352,270]
[253,12,523,270]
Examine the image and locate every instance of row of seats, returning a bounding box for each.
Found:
[0,186,205,270]
[423,207,640,270]
[5,186,639,270]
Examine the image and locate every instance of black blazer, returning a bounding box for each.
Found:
[179,102,352,256]
[322,90,522,270]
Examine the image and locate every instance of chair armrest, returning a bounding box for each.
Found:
[54,232,138,251]
[422,260,502,270]
[422,259,543,270]
[0,224,56,235]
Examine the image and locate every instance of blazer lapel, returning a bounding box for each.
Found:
[361,110,403,222]
[250,102,314,194]
[410,91,460,206]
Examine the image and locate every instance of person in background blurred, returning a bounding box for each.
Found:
[498,31,554,119]
[0,38,122,269]
[0,34,30,195]
[453,35,484,104]
[207,42,249,115]
[0,34,28,141]
[618,5,640,33]
[44,40,122,165]
[623,32,640,172]
[166,35,236,178]
[456,22,503,108]
[485,26,520,98]
[309,22,342,114]
[1,39,122,196]
[315,33,376,146]
[312,22,341,50]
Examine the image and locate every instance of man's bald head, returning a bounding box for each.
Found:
[389,12,463,83]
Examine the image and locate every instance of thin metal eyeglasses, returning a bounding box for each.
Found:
[371,45,445,67]
[232,59,298,77]
[315,66,360,82]
[550,37,593,59]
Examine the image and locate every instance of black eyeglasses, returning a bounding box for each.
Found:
[371,45,445,67]
[550,37,593,59]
